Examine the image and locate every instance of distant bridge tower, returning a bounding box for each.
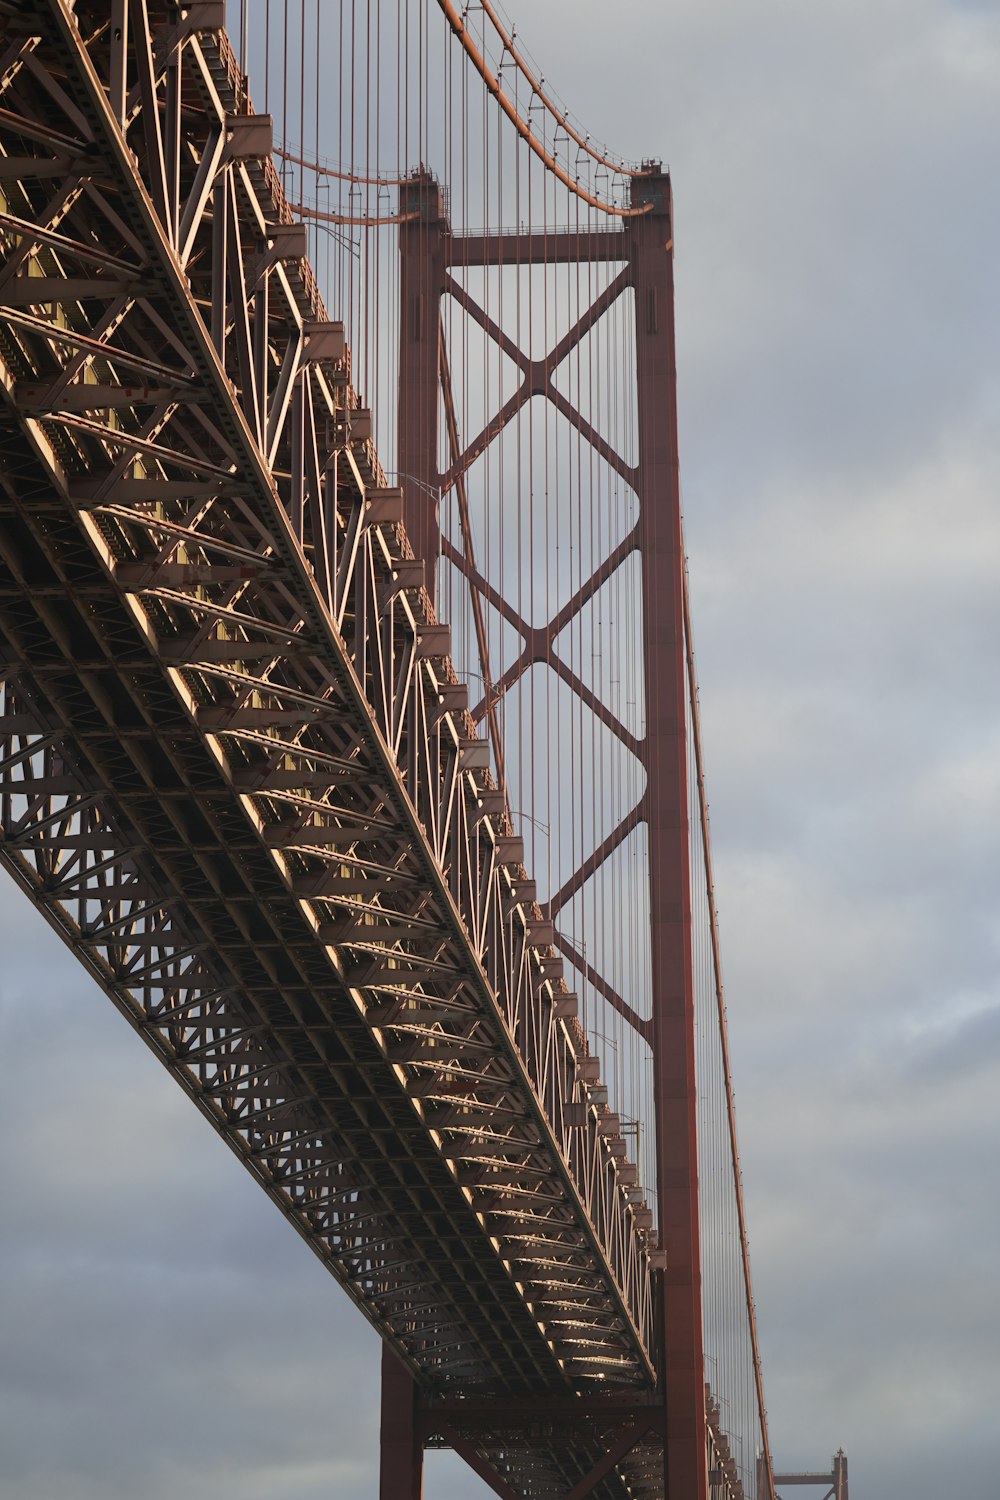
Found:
[772,1450,849,1500]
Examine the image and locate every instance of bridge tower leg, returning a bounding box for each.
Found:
[833,1449,849,1500]
[380,1347,424,1500]
[628,169,708,1500]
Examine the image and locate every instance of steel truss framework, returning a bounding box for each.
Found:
[0,4,679,1494]
[0,4,786,1500]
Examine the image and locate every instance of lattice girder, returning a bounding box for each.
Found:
[0,0,655,1404]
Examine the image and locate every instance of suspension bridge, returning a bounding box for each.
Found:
[0,3,845,1497]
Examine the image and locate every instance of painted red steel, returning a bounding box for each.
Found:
[397,176,447,580]
[395,153,711,1495]
[629,173,708,1500]
[381,1348,424,1500]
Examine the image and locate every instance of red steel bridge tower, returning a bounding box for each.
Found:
[0,3,843,1498]
[392,164,725,1500]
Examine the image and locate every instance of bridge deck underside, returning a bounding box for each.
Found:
[0,7,669,1494]
[0,478,562,1397]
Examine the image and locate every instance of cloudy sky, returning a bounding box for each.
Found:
[2,1,998,1497]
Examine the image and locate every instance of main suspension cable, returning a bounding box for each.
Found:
[475,0,637,177]
[434,0,651,217]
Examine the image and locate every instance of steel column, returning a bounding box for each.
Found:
[628,169,708,1500]
[834,1450,848,1500]
[380,1347,424,1500]
[397,172,447,600]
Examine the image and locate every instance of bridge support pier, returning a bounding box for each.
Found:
[381,1376,669,1500]
[380,1347,424,1500]
[628,167,708,1500]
